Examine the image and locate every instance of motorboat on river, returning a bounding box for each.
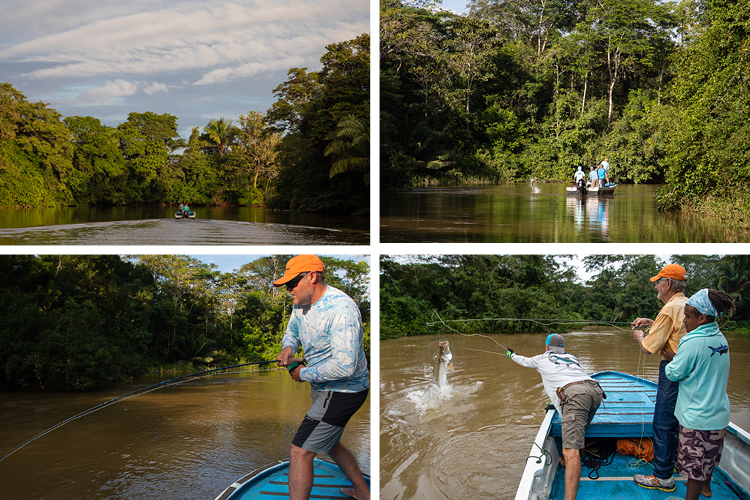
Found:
[515,371,750,500]
[175,209,196,219]
[214,458,369,500]
[566,183,617,196]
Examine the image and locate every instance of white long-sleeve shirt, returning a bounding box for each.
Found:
[510,351,593,414]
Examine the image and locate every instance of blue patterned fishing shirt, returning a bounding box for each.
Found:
[282,286,369,393]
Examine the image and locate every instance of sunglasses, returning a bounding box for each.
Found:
[285,272,309,290]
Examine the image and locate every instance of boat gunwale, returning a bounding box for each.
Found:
[514,370,750,500]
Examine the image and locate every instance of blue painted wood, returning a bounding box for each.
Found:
[539,371,750,500]
[215,458,369,500]
[550,371,656,439]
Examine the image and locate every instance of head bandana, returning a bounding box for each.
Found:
[687,288,718,317]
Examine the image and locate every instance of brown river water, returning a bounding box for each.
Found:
[380,330,750,500]
[0,368,370,499]
[0,206,369,245]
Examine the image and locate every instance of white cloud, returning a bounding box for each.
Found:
[144,82,170,95]
[0,0,369,85]
[78,79,139,104]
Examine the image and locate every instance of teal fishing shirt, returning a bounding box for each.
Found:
[282,285,369,393]
[665,322,730,431]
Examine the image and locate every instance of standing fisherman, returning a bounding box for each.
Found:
[663,289,734,500]
[274,255,370,500]
[631,264,688,492]
[506,334,604,500]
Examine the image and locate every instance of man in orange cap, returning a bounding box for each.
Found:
[631,263,688,492]
[273,255,370,500]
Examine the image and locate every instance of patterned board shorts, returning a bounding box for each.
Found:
[677,426,725,481]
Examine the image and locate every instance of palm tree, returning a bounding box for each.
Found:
[324,114,369,184]
[203,117,237,155]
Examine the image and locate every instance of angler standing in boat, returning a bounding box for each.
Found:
[505,334,604,500]
[273,254,370,500]
[630,263,688,492]
[663,289,734,500]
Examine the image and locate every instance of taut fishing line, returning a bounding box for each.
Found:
[428,310,637,354]
[0,359,280,463]
[429,310,509,351]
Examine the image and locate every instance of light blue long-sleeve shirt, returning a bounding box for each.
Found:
[665,321,730,430]
[282,285,369,393]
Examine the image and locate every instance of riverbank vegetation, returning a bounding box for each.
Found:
[381,254,750,339]
[0,255,370,391]
[0,33,369,215]
[380,0,750,224]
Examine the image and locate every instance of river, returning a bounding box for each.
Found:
[0,368,370,500]
[380,331,750,500]
[380,184,750,243]
[0,206,369,245]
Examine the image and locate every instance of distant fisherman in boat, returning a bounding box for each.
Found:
[574,167,586,193]
[505,334,604,500]
[589,166,598,188]
[273,255,370,500]
[663,289,734,500]
[596,164,609,187]
[631,264,688,492]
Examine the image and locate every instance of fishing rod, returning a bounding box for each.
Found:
[0,359,280,463]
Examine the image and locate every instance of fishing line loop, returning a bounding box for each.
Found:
[0,359,280,463]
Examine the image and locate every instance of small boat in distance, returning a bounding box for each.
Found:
[215,458,370,500]
[515,371,750,500]
[175,209,196,219]
[566,183,616,196]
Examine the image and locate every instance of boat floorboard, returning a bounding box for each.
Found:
[549,443,741,500]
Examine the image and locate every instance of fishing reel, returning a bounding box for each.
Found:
[288,358,306,373]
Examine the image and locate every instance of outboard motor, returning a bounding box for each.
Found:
[577,178,587,196]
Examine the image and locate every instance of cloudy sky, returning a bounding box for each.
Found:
[0,0,369,138]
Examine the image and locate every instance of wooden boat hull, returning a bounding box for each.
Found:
[215,458,370,500]
[515,371,750,500]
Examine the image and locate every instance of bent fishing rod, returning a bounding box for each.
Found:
[0,359,281,463]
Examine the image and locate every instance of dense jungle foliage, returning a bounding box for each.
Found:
[0,33,369,215]
[0,255,370,391]
[381,0,750,224]
[380,254,750,339]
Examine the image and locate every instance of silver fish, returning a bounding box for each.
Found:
[432,341,454,389]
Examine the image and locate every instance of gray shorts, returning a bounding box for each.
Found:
[560,382,603,449]
[292,389,368,454]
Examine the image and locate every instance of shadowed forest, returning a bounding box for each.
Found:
[380,254,750,339]
[380,0,750,225]
[0,34,369,215]
[0,255,370,391]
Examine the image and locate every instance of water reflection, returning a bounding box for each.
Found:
[0,206,369,245]
[380,184,750,243]
[567,196,611,239]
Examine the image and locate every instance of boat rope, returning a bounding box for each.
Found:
[529,441,552,466]
[0,359,280,463]
[581,439,617,479]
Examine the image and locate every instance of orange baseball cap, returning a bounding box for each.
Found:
[272,255,325,286]
[650,264,687,282]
